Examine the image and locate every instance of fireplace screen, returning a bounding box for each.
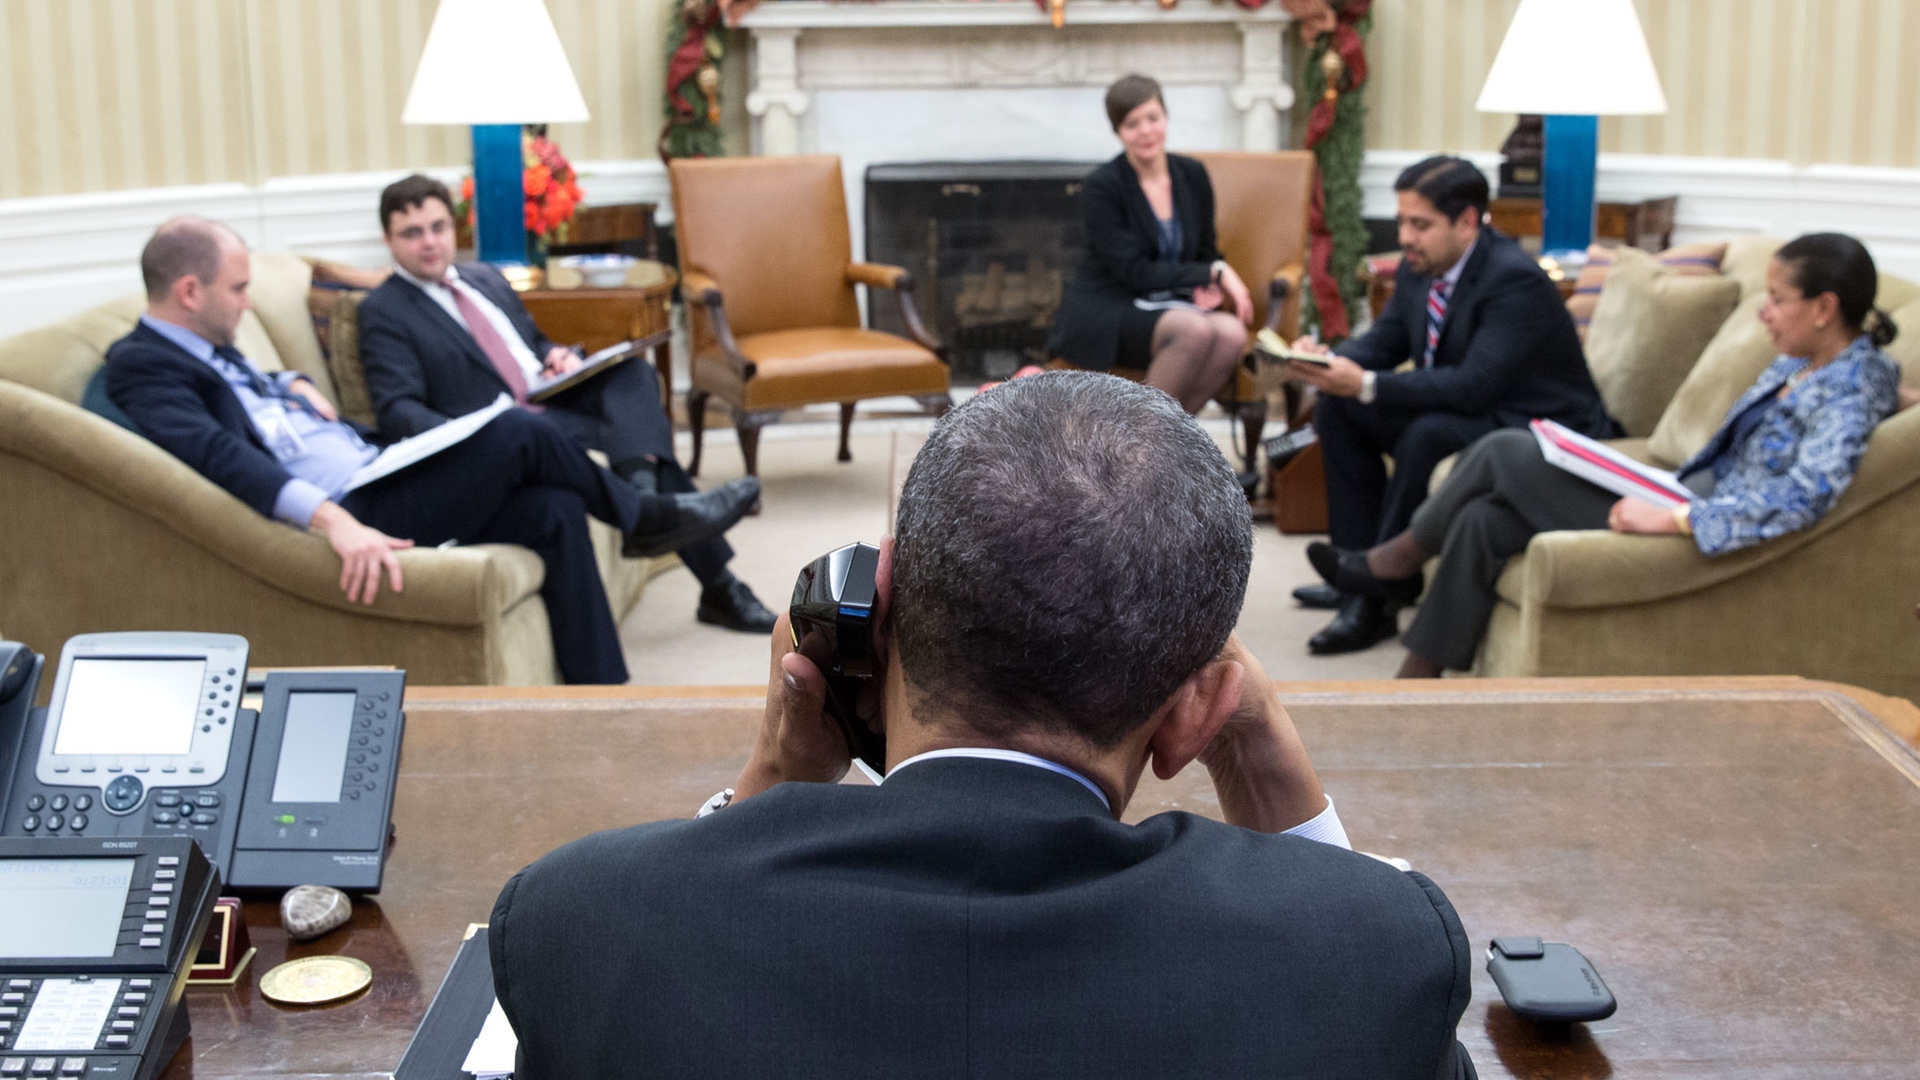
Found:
[865,161,1097,383]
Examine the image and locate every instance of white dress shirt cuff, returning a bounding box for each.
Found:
[274,479,332,528]
[1280,795,1351,850]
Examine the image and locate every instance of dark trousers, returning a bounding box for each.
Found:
[1402,429,1617,670]
[1313,395,1501,549]
[539,359,732,587]
[342,409,641,685]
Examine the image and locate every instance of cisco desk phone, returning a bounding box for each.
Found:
[0,835,220,1080]
[0,633,405,892]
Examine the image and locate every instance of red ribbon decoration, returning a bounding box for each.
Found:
[666,5,721,120]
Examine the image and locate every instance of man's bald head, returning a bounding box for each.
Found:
[140,217,243,303]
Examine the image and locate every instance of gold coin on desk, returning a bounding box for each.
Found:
[259,955,373,1005]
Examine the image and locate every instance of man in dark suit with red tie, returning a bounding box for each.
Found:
[1283,156,1616,654]
[357,174,775,634]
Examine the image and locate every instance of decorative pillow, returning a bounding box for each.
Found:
[1584,247,1741,437]
[80,365,141,434]
[1566,241,1728,341]
[307,259,392,364]
[324,291,379,429]
[1644,289,1779,467]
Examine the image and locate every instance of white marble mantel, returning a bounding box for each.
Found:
[736,0,1295,159]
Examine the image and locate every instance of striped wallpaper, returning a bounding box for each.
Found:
[1367,0,1920,168]
[0,0,672,200]
[4,0,1917,199]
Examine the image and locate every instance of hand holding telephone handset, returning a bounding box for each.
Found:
[788,542,886,777]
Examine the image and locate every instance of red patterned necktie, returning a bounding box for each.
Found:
[449,283,531,404]
[1423,279,1452,368]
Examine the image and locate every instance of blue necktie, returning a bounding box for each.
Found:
[1423,279,1452,368]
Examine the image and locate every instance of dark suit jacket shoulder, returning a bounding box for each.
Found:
[358,263,554,439]
[1337,231,1615,436]
[103,322,293,518]
[1048,153,1226,369]
[491,758,1476,1079]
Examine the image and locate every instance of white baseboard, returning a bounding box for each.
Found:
[1359,150,1920,280]
[0,160,670,340]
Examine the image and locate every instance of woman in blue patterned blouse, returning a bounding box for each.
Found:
[1308,232,1903,677]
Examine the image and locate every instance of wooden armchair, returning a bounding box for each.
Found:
[668,155,951,484]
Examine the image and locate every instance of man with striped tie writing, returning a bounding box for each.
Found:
[1282,155,1615,655]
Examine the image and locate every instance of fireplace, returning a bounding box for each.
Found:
[865,161,1097,383]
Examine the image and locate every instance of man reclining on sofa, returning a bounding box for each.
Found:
[105,216,757,684]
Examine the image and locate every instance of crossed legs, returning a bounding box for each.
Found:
[1144,309,1247,415]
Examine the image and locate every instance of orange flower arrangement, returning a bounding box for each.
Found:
[456,128,585,245]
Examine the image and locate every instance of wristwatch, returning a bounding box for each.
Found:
[1358,370,1378,404]
[696,788,735,818]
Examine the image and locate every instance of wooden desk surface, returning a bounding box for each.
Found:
[167,677,1920,1079]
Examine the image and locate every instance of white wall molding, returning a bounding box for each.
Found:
[1359,150,1920,279]
[0,160,669,339]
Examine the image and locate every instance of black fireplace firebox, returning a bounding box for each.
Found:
[864,161,1098,384]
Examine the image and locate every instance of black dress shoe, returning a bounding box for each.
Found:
[1308,595,1401,655]
[697,576,777,633]
[1291,582,1343,609]
[624,477,759,558]
[1306,541,1422,605]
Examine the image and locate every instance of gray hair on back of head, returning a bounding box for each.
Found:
[892,371,1252,749]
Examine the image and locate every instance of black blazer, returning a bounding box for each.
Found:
[357,262,556,439]
[1339,231,1616,436]
[491,758,1477,1079]
[102,322,377,518]
[1048,153,1224,370]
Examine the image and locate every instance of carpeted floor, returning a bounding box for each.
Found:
[618,400,1405,687]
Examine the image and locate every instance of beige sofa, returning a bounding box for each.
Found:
[0,253,666,685]
[1463,236,1920,701]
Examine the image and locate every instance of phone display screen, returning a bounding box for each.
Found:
[0,858,135,958]
[269,691,356,803]
[53,659,205,756]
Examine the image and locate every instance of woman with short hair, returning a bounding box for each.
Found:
[1047,74,1253,414]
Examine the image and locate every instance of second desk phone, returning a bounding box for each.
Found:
[0,633,404,892]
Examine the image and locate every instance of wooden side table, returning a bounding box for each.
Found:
[519,260,678,422]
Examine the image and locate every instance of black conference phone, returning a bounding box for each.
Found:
[0,633,405,892]
[0,834,221,1080]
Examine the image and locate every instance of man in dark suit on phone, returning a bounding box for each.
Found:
[490,373,1477,1079]
[357,174,775,633]
[1282,155,1616,655]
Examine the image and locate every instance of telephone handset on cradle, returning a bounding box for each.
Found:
[790,542,885,777]
[0,632,405,892]
[0,834,222,1080]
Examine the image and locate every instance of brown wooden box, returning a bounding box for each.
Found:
[1269,439,1328,535]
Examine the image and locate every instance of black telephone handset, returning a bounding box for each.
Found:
[790,542,885,776]
[0,633,406,892]
[0,642,44,815]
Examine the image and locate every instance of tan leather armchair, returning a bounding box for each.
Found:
[1190,150,1313,463]
[1048,151,1312,467]
[668,156,951,483]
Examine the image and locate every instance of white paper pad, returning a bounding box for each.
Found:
[342,395,514,495]
[14,978,119,1052]
[1531,418,1694,509]
[460,997,519,1079]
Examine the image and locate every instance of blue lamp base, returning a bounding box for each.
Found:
[1541,114,1598,261]
[471,123,526,266]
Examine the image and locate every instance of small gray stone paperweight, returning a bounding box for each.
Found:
[281,884,353,942]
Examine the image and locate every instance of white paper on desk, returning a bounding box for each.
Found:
[461,996,519,1079]
[1531,418,1694,509]
[342,395,514,494]
[525,340,635,401]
